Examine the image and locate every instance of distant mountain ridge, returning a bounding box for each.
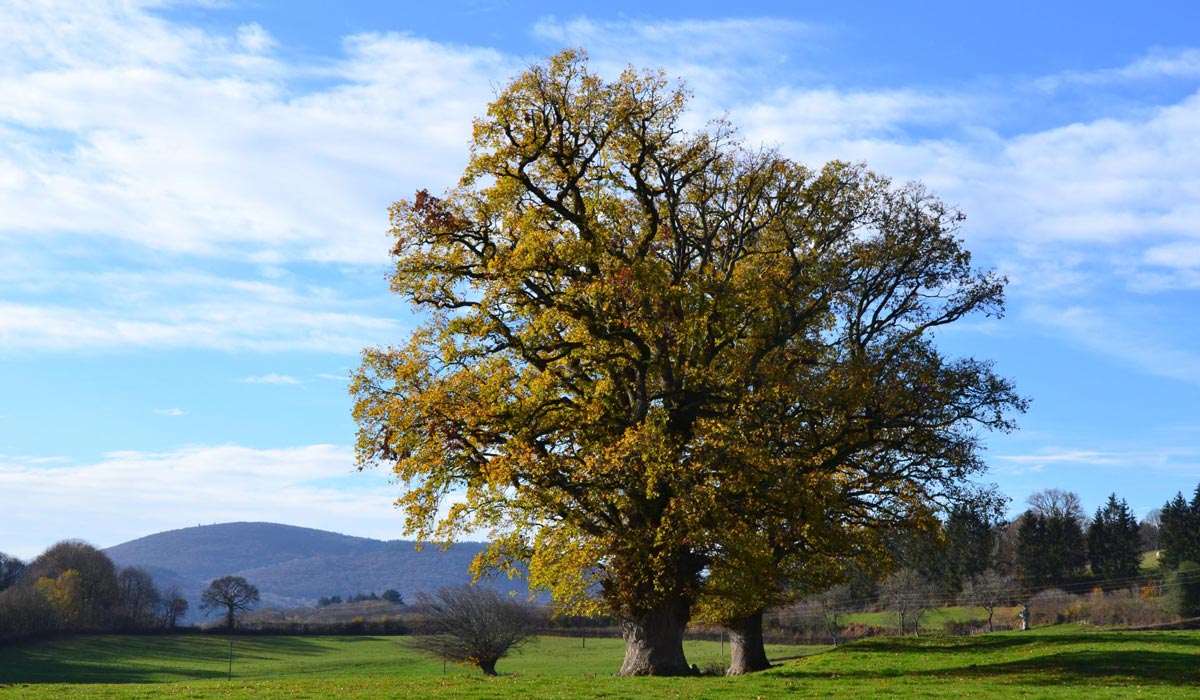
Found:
[104,522,525,618]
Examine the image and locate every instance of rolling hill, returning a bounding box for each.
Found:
[103,522,527,618]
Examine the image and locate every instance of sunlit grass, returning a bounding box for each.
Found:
[2,627,1198,699]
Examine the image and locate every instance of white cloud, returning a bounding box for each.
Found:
[153,407,187,416]
[0,4,1196,386]
[236,22,276,54]
[0,4,511,264]
[0,443,407,559]
[737,85,1200,255]
[1144,242,1200,272]
[993,96,1200,245]
[238,373,300,385]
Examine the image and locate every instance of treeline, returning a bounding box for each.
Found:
[878,485,1200,594]
[316,589,404,607]
[0,540,188,643]
[760,484,1200,640]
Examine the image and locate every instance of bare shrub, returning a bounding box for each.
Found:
[408,586,543,676]
[1083,587,1174,628]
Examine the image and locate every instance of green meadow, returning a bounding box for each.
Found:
[2,627,1198,699]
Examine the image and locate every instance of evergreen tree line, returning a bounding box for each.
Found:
[870,485,1200,597]
[771,484,1200,637]
[0,540,188,643]
[742,485,1200,641]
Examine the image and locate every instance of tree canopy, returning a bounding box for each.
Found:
[1087,493,1140,582]
[1160,485,1200,569]
[200,576,260,629]
[352,50,1023,676]
[1016,509,1087,588]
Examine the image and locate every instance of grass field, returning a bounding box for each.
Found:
[844,604,1013,632]
[1,627,1198,698]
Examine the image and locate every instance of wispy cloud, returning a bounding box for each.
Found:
[153,407,186,416]
[0,262,406,355]
[238,373,301,385]
[0,453,71,465]
[1035,48,1200,91]
[0,443,405,559]
[1024,303,1200,386]
[995,449,1128,467]
[531,15,816,64]
[0,298,400,355]
[531,16,819,109]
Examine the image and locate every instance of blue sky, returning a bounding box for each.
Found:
[2,0,1198,559]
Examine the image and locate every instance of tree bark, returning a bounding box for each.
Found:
[618,597,695,676]
[479,658,498,676]
[726,610,771,675]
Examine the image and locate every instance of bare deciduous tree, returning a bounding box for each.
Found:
[1027,489,1087,526]
[159,585,189,628]
[879,568,939,637]
[0,553,24,592]
[116,567,161,628]
[812,584,852,646]
[959,569,1018,632]
[408,586,543,676]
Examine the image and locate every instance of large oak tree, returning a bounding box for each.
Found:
[352,50,1022,676]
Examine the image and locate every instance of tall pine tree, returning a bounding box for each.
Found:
[1087,494,1140,582]
[1159,485,1200,569]
[1017,510,1087,587]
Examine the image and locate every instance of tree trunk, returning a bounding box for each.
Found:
[226,607,235,629]
[479,658,498,676]
[726,610,771,675]
[618,597,694,676]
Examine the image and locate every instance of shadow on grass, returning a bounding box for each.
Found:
[776,633,1200,687]
[786,650,1200,686]
[0,634,334,684]
[850,629,1200,655]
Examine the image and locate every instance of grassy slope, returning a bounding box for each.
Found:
[2,628,1198,699]
[1142,550,1162,574]
[845,604,1016,631]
